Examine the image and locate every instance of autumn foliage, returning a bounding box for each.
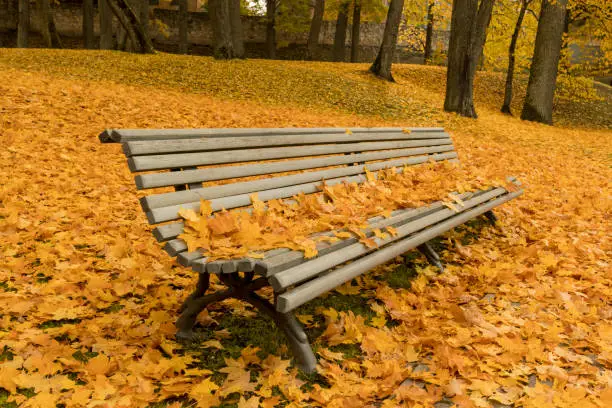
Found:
[0,50,610,408]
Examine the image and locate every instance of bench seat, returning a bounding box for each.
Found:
[100,127,522,373]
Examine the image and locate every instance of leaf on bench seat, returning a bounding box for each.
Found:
[360,237,378,249]
[386,226,398,237]
[448,193,466,207]
[443,201,461,213]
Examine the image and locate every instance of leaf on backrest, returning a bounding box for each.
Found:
[178,208,199,222]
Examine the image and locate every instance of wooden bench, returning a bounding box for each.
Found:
[100,127,522,373]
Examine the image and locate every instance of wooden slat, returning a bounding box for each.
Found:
[153,222,184,242]
[259,191,482,279]
[123,132,450,156]
[145,152,457,224]
[275,189,523,313]
[128,139,453,172]
[136,145,456,190]
[99,127,445,143]
[141,150,458,210]
[163,239,187,257]
[269,188,508,291]
[177,251,206,267]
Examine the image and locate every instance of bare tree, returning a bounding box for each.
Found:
[443,0,495,118]
[333,1,349,62]
[351,0,361,62]
[106,0,155,53]
[370,0,405,81]
[266,0,277,58]
[83,0,95,48]
[229,0,245,58]
[210,0,234,58]
[179,0,188,53]
[100,0,114,49]
[521,0,568,124]
[307,0,325,59]
[18,0,29,48]
[501,0,531,114]
[36,0,61,48]
[423,0,434,63]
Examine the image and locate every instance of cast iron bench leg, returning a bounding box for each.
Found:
[244,291,317,374]
[417,241,444,272]
[177,272,317,373]
[484,210,497,225]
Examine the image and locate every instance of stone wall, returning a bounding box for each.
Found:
[0,1,449,62]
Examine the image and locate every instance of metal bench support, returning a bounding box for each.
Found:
[175,272,317,373]
[417,241,444,272]
[484,210,497,225]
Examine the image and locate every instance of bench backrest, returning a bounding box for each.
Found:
[100,127,457,242]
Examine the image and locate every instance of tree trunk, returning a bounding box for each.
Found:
[370,0,405,81]
[17,0,29,48]
[179,0,188,54]
[210,0,234,59]
[443,0,495,118]
[99,0,114,49]
[36,0,51,47]
[501,0,529,115]
[350,0,361,62]
[333,2,349,62]
[266,0,276,58]
[106,0,155,53]
[424,1,434,63]
[140,0,149,34]
[48,10,62,48]
[520,0,567,124]
[307,0,325,59]
[229,0,245,58]
[83,0,95,49]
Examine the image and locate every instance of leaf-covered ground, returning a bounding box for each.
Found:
[0,49,610,408]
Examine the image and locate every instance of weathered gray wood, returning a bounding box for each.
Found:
[153,222,185,242]
[163,239,187,257]
[128,139,453,172]
[276,189,523,313]
[237,258,256,272]
[99,127,445,143]
[177,251,206,267]
[141,151,458,210]
[258,191,481,279]
[124,132,450,156]
[145,153,461,224]
[191,258,208,273]
[136,146,456,190]
[221,260,239,274]
[270,188,507,291]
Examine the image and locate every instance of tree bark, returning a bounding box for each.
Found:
[520,0,567,124]
[17,0,29,48]
[333,1,349,62]
[179,0,188,54]
[501,0,529,115]
[36,0,51,47]
[83,0,95,49]
[99,0,114,49]
[307,0,325,59]
[106,0,155,53]
[140,0,149,34]
[266,0,277,58]
[370,0,405,81]
[443,0,495,118]
[424,1,434,63]
[229,0,245,58]
[210,0,234,59]
[350,0,361,62]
